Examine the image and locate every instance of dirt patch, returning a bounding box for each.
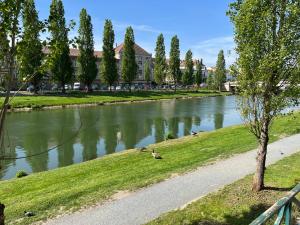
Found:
[111,190,132,200]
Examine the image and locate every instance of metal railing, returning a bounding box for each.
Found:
[250,183,300,225]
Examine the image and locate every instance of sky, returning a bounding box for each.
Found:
[35,0,236,67]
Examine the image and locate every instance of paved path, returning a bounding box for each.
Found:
[44,134,300,225]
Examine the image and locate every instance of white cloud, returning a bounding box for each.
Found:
[191,36,237,67]
[113,21,173,35]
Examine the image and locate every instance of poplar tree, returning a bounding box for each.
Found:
[169,35,180,91]
[47,0,73,94]
[77,8,97,92]
[121,26,137,92]
[101,19,118,91]
[17,0,43,93]
[144,61,151,85]
[182,50,194,85]
[215,50,226,91]
[194,59,203,87]
[207,71,215,89]
[154,34,167,84]
[228,0,300,191]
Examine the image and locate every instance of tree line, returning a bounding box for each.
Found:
[1,0,228,94]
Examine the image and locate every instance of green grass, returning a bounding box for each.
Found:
[0,112,299,225]
[146,153,300,225]
[1,90,226,109]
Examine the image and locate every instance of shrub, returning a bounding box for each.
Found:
[16,170,28,178]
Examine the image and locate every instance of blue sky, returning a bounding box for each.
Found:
[35,0,236,67]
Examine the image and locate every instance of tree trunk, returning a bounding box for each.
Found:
[252,120,269,191]
[62,84,66,94]
[0,203,4,225]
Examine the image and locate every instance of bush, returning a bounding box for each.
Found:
[16,170,28,178]
[166,133,175,140]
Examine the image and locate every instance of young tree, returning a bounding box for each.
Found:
[228,0,300,191]
[101,19,118,91]
[194,59,203,87]
[47,0,73,94]
[154,33,167,85]
[207,71,215,89]
[77,8,97,92]
[0,0,24,218]
[169,35,181,92]
[144,61,151,85]
[215,50,226,91]
[121,26,137,92]
[182,50,194,85]
[17,0,43,94]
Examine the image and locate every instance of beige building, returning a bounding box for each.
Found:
[43,43,153,85]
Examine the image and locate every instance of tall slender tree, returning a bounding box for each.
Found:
[207,71,215,89]
[121,26,137,92]
[169,35,181,92]
[182,50,194,85]
[77,8,97,92]
[194,59,203,87]
[101,19,118,91]
[228,0,300,191]
[154,34,167,85]
[47,0,73,94]
[144,61,151,85]
[17,0,43,94]
[215,50,226,91]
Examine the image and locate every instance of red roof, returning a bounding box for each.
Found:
[114,43,151,56]
[43,47,102,58]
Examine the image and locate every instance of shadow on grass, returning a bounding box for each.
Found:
[186,204,270,225]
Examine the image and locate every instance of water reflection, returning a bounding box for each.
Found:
[1,95,242,180]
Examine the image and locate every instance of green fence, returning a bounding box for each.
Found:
[250,183,300,225]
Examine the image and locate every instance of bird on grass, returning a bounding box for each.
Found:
[191,131,197,136]
[24,211,35,217]
[138,147,147,152]
[152,149,162,159]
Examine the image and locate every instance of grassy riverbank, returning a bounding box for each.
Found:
[0,112,299,225]
[1,90,226,110]
[147,152,300,225]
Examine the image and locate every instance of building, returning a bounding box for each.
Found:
[114,43,153,83]
[43,43,153,85]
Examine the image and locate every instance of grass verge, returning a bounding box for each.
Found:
[146,152,300,225]
[1,90,226,109]
[0,112,299,225]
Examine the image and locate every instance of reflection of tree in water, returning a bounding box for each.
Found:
[23,114,49,172]
[99,107,119,155]
[214,96,225,130]
[55,110,77,167]
[154,117,165,142]
[80,109,99,161]
[0,126,17,178]
[183,117,193,136]
[167,117,179,138]
[193,116,201,127]
[120,105,152,150]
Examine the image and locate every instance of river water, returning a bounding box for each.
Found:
[1,95,244,179]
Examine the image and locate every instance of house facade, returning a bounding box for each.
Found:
[43,43,153,85]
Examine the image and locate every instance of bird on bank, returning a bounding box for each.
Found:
[191,131,197,136]
[24,211,35,217]
[138,147,147,152]
[152,149,162,159]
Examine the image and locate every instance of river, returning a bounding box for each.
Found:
[1,95,243,179]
